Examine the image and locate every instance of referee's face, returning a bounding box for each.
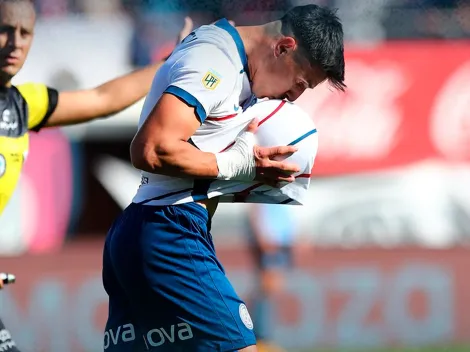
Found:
[0,0,35,83]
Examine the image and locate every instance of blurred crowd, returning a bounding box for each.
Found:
[31,0,469,67]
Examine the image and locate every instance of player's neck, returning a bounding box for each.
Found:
[236,23,275,57]
[237,22,278,80]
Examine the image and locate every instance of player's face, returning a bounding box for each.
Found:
[0,1,35,83]
[251,37,327,102]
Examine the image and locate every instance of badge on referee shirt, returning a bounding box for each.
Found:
[202,70,221,90]
[0,154,5,177]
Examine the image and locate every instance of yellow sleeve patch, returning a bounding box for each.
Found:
[202,71,221,90]
[16,83,50,130]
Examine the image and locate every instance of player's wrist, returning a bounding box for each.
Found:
[215,132,256,181]
[215,152,256,181]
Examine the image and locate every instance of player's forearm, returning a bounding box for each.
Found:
[131,139,219,179]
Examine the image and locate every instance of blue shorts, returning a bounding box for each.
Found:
[102,202,256,352]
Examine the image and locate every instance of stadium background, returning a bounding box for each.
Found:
[1,0,470,351]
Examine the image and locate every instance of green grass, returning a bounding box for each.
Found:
[295,345,470,352]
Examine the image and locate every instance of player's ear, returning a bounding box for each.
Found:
[274,37,296,57]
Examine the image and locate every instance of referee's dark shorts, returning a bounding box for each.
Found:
[0,317,20,351]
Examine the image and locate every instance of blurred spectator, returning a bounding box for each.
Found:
[79,0,121,17]
[245,204,299,352]
[288,0,332,6]
[184,0,224,25]
[127,0,226,68]
[35,0,70,17]
[384,0,469,39]
[413,0,463,38]
[222,0,289,25]
[336,0,388,43]
[126,0,187,67]
[455,0,470,37]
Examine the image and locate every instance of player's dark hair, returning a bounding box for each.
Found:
[280,4,346,91]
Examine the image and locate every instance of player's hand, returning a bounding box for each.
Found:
[245,119,300,186]
[178,16,194,43]
[178,17,235,44]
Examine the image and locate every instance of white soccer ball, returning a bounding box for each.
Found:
[246,99,318,178]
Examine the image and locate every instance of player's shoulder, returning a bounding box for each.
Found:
[14,82,48,90]
[173,20,242,71]
[168,41,239,92]
[14,82,50,100]
[172,42,235,72]
[171,43,234,70]
[191,19,237,52]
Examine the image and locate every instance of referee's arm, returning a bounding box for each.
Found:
[43,60,165,128]
[36,19,195,129]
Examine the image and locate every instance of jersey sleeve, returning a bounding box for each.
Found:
[164,44,237,123]
[16,83,59,132]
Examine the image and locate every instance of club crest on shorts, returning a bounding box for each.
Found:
[202,70,221,90]
[239,304,253,330]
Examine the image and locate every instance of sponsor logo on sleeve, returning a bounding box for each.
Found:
[202,70,221,90]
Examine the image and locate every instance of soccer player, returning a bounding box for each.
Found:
[0,0,190,350]
[103,4,345,351]
[246,204,298,352]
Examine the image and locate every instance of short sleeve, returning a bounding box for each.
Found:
[16,83,59,131]
[164,45,237,123]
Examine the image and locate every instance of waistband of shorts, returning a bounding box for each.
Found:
[130,201,209,222]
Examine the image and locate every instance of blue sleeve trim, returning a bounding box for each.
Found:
[164,85,207,123]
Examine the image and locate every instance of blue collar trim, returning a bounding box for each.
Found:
[214,19,249,77]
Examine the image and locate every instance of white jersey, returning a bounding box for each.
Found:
[132,20,317,206]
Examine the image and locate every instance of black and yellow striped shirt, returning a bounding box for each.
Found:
[0,83,58,215]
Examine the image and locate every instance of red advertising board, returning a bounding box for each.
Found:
[296,41,470,175]
[0,241,469,351]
